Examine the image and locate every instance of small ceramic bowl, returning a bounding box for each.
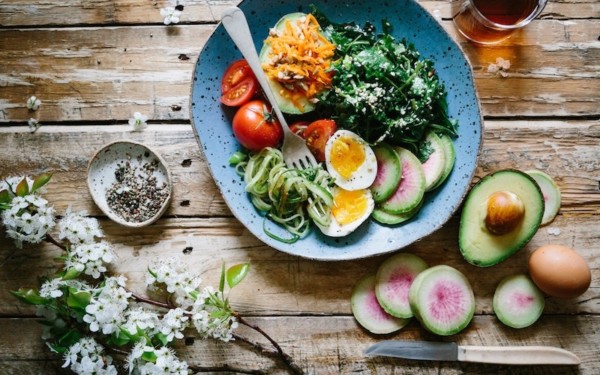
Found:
[87,141,172,228]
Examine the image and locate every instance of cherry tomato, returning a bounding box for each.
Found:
[304,119,337,162]
[289,121,310,137]
[232,100,283,151]
[221,60,254,93]
[220,76,257,107]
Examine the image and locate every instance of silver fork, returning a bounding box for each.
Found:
[221,7,318,170]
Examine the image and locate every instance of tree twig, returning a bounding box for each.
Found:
[234,314,305,375]
[45,234,66,251]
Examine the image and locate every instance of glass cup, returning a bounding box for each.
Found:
[452,0,548,44]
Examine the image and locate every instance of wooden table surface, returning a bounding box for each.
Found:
[1,0,599,374]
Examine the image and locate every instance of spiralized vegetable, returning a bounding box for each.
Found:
[232,148,334,243]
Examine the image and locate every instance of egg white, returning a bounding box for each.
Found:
[325,130,378,191]
[316,187,375,237]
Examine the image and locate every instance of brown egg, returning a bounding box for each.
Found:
[528,244,592,299]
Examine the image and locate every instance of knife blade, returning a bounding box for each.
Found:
[365,340,580,365]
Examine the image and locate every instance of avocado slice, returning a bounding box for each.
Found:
[459,169,544,267]
[259,12,317,114]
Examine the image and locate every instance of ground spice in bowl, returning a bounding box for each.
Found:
[106,157,170,223]
[87,141,172,227]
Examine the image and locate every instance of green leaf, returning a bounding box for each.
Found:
[141,350,158,363]
[57,329,82,348]
[219,262,225,293]
[15,177,29,197]
[61,268,81,281]
[147,267,158,279]
[0,189,10,205]
[31,173,52,192]
[226,263,250,289]
[66,289,91,309]
[154,332,169,347]
[11,288,48,305]
[110,329,131,346]
[47,342,68,354]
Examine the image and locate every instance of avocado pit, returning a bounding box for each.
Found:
[484,190,525,235]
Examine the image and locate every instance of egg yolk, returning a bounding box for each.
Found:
[332,188,369,225]
[330,136,365,179]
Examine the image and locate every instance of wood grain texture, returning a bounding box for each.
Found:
[1,22,598,121]
[0,120,597,217]
[0,316,598,374]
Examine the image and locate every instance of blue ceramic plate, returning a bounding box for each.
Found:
[191,0,482,261]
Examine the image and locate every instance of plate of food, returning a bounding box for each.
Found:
[190,0,482,261]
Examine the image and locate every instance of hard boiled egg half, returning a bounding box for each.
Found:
[316,186,375,237]
[325,130,377,191]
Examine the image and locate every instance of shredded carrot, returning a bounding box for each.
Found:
[262,14,335,109]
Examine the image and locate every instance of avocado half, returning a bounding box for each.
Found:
[259,12,316,115]
[459,169,544,267]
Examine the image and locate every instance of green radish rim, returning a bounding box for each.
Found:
[409,265,475,336]
[493,274,545,329]
[375,253,428,318]
[525,170,561,225]
[379,147,426,215]
[421,131,447,192]
[430,134,456,191]
[371,143,402,203]
[351,274,410,334]
[371,199,423,226]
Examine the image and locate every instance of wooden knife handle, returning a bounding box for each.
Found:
[458,345,580,365]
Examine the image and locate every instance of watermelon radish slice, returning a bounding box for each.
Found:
[375,253,428,318]
[430,134,456,191]
[379,147,426,215]
[493,274,545,329]
[371,143,402,203]
[525,170,561,225]
[371,199,422,225]
[408,265,475,336]
[351,274,410,334]
[420,131,446,191]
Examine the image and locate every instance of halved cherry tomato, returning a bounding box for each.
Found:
[220,76,257,107]
[221,59,254,93]
[304,119,337,162]
[289,121,310,137]
[232,100,283,151]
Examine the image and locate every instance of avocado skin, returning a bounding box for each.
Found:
[458,169,544,267]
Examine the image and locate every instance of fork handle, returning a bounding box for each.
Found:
[221,7,291,134]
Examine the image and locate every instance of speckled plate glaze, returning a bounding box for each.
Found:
[190,0,482,260]
[87,141,172,228]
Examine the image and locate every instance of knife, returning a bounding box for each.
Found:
[365,340,580,365]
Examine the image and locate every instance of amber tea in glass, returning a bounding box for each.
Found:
[453,0,547,44]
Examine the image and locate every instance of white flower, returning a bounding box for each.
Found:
[496,57,511,70]
[127,342,189,375]
[129,111,148,131]
[27,96,41,111]
[191,286,238,342]
[40,278,66,298]
[488,57,511,77]
[1,194,55,248]
[66,241,114,279]
[58,208,104,245]
[28,118,40,133]
[63,337,117,375]
[160,7,182,25]
[83,276,131,334]
[147,257,202,308]
[122,307,160,335]
[158,307,189,343]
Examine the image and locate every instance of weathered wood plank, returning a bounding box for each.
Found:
[0,0,596,27]
[0,21,598,121]
[0,120,597,217]
[0,316,598,374]
[1,212,598,317]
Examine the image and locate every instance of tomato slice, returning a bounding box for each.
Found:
[289,121,310,137]
[221,60,254,93]
[304,119,337,162]
[220,77,257,107]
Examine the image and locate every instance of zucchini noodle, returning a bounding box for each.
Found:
[232,148,334,243]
